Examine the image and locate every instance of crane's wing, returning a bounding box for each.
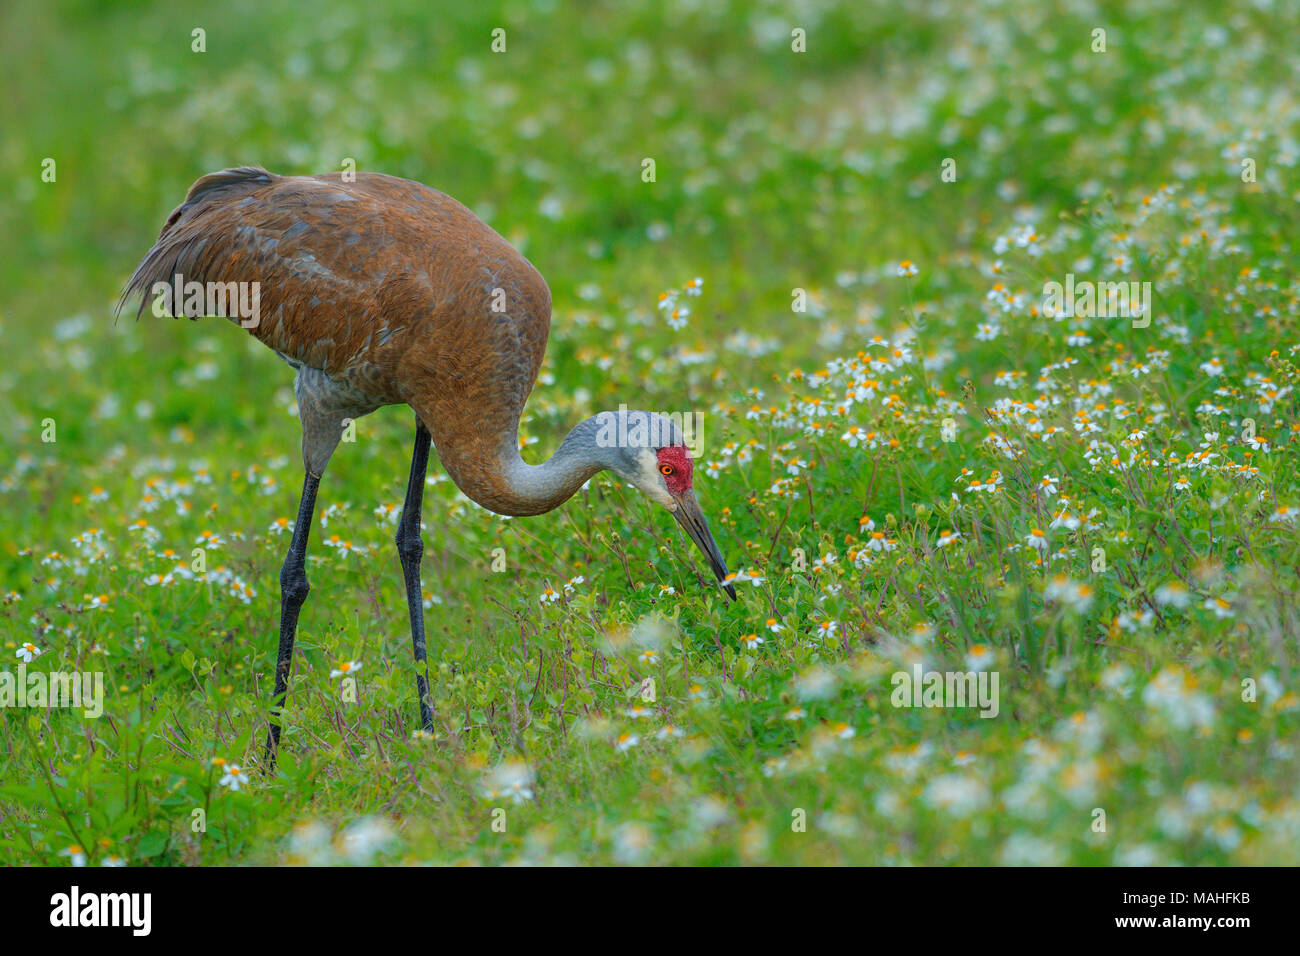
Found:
[117,167,551,420]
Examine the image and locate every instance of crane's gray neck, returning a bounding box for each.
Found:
[451,408,678,517]
[493,415,615,516]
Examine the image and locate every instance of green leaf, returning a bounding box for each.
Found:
[135,831,169,858]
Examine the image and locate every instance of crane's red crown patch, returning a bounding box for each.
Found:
[656,445,693,494]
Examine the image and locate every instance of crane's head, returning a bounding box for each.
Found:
[600,410,736,600]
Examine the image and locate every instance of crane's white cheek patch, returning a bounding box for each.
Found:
[634,454,675,508]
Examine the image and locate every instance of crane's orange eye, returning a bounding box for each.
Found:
[659,464,674,476]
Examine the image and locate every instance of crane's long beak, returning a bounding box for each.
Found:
[671,488,736,600]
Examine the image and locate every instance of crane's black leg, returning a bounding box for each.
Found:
[396,420,434,734]
[262,470,320,770]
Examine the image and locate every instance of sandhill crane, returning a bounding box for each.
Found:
[118,166,735,769]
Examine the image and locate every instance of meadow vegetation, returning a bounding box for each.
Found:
[2,0,1299,864]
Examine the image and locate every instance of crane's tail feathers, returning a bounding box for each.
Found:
[115,166,277,320]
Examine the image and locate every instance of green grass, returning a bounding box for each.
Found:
[3,0,1300,865]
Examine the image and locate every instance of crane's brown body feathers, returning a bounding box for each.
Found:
[121,167,552,511]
